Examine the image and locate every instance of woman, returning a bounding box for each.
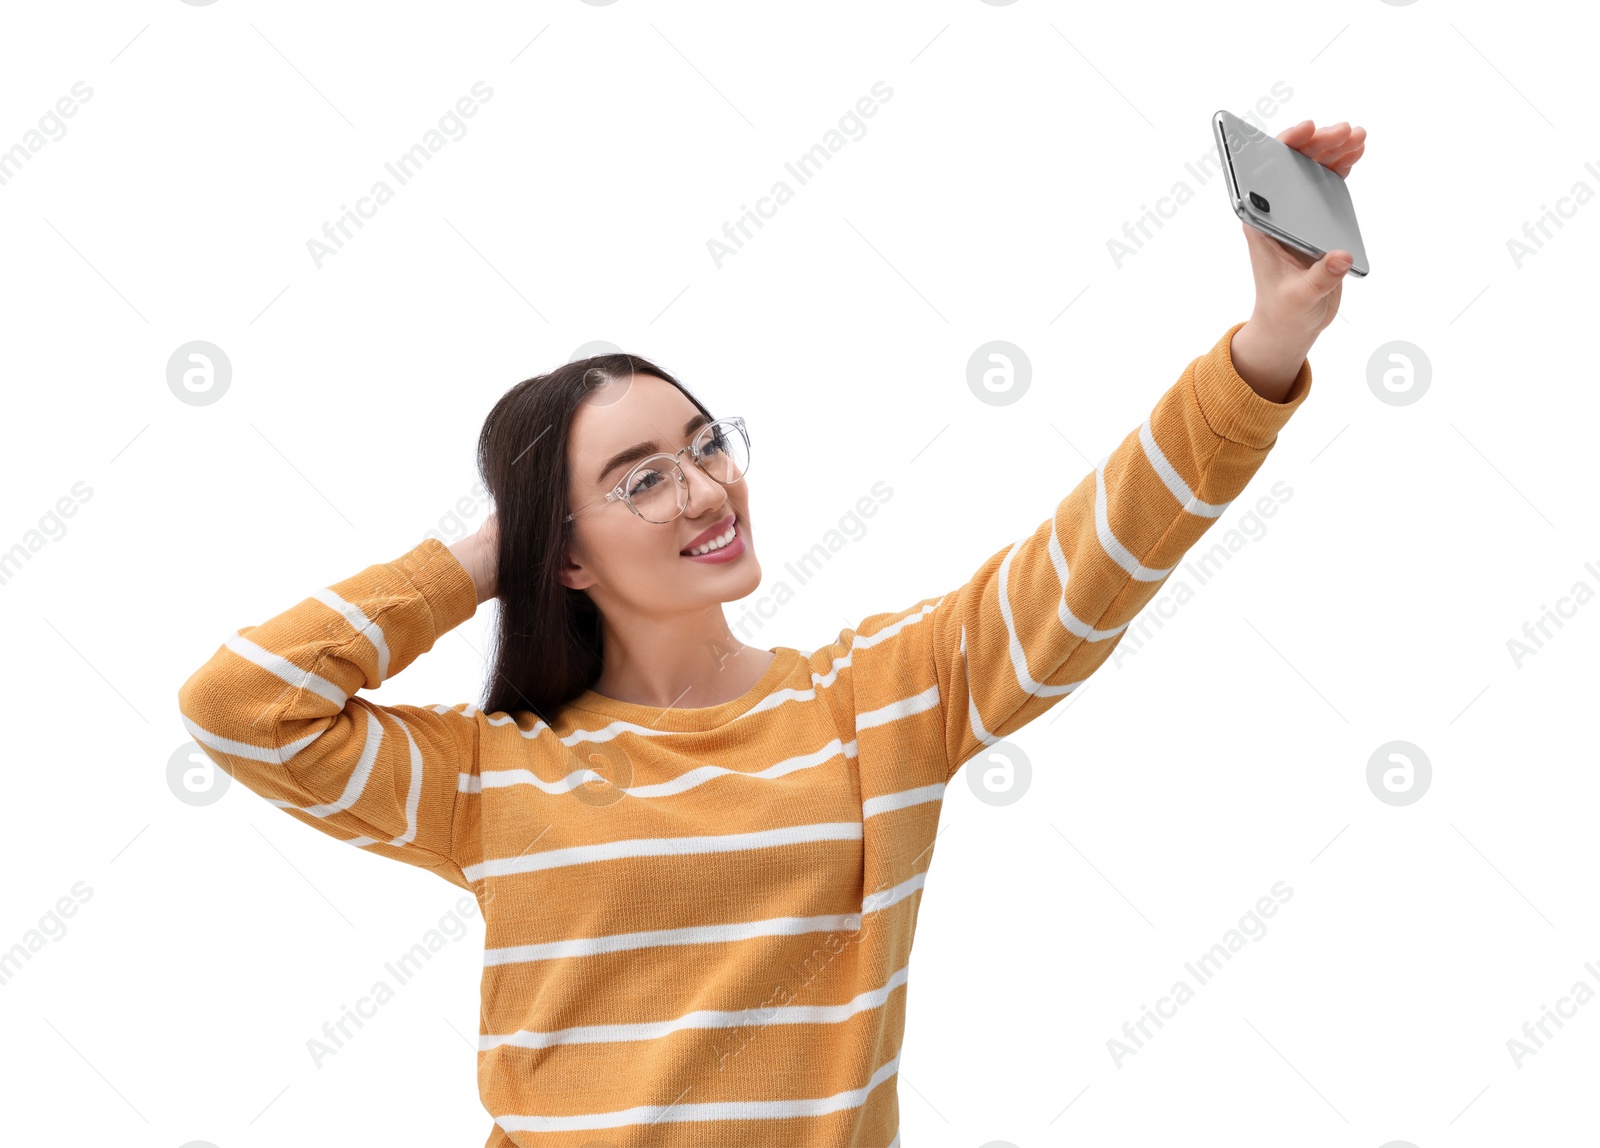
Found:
[178,120,1366,1148]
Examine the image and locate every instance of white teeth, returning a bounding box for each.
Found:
[686,523,737,555]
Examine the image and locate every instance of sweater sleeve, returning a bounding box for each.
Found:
[176,537,481,888]
[835,322,1313,787]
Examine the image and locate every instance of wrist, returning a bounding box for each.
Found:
[447,535,495,604]
[1231,319,1311,402]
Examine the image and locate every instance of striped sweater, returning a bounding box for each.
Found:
[176,320,1311,1147]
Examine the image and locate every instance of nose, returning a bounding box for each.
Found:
[681,457,728,515]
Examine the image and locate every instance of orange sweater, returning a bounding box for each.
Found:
[176,321,1311,1147]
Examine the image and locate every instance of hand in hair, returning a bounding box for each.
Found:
[448,512,499,605]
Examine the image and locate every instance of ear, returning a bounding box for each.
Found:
[558,546,594,592]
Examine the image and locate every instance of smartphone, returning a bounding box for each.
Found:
[1213,109,1369,277]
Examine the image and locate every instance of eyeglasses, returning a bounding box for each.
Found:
[565,416,750,525]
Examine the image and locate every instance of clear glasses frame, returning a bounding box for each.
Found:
[564,415,750,524]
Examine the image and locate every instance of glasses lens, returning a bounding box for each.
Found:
[622,420,749,524]
[625,461,687,524]
[697,419,750,484]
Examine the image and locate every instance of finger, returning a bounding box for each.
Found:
[1312,248,1354,290]
[1276,119,1316,145]
[1321,126,1366,164]
[1330,140,1366,179]
[1242,220,1315,271]
[1302,122,1354,163]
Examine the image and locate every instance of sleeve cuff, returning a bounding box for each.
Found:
[393,536,479,638]
[1191,320,1314,449]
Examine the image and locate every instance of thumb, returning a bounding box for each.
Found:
[1314,249,1353,290]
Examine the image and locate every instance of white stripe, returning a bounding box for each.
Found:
[857,684,940,731]
[223,632,347,707]
[464,820,863,883]
[995,543,1077,699]
[959,624,1002,753]
[264,704,384,818]
[480,963,910,1050]
[1045,515,1127,643]
[493,1051,900,1133]
[482,868,925,967]
[311,587,392,682]
[1139,417,1229,518]
[464,738,854,802]
[855,601,938,651]
[1093,455,1176,581]
[274,707,423,847]
[389,716,425,847]
[863,869,925,915]
[484,910,863,966]
[863,783,944,819]
[180,712,321,766]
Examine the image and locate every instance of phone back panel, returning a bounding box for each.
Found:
[1213,109,1368,275]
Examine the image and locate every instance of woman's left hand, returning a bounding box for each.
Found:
[1231,119,1367,396]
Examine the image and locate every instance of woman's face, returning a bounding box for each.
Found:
[559,375,761,614]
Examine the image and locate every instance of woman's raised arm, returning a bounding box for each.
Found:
[825,119,1364,786]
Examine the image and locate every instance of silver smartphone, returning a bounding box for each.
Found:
[1213,109,1369,277]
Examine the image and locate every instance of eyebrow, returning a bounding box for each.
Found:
[596,413,712,486]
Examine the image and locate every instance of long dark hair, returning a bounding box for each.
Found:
[475,353,715,722]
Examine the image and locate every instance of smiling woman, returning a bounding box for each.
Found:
[177,117,1365,1148]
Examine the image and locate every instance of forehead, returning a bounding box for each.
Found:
[567,374,703,474]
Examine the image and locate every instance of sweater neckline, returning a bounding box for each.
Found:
[565,646,800,732]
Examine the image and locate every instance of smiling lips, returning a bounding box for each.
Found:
[681,512,738,556]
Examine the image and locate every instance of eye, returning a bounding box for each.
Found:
[627,468,665,497]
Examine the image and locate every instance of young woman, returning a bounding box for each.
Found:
[179,120,1366,1148]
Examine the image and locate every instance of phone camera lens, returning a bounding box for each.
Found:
[1248,191,1271,213]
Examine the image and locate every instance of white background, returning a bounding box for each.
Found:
[2,1,1596,1145]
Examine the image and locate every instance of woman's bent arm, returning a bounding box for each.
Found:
[176,537,482,887]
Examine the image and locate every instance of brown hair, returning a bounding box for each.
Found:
[473,353,715,721]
